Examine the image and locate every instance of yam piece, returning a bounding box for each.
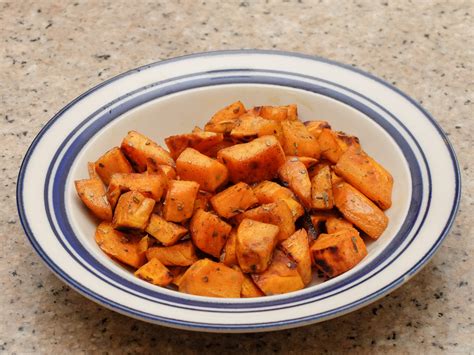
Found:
[333,181,388,239]
[179,259,244,298]
[317,129,359,164]
[210,182,258,218]
[230,114,283,143]
[304,120,331,139]
[252,181,304,221]
[278,157,312,208]
[75,178,112,221]
[190,209,232,258]
[310,229,367,278]
[251,249,304,296]
[146,159,176,182]
[94,147,133,185]
[107,173,167,208]
[281,229,312,285]
[236,219,279,273]
[95,222,147,268]
[334,145,393,210]
[121,130,175,172]
[204,101,245,133]
[281,120,321,159]
[169,266,188,287]
[163,180,199,222]
[176,148,228,192]
[220,229,238,266]
[237,200,295,242]
[232,266,264,298]
[297,156,318,169]
[217,135,286,184]
[254,104,298,121]
[199,139,235,158]
[193,190,213,212]
[146,241,198,266]
[325,216,358,234]
[165,131,224,160]
[112,191,155,230]
[134,258,173,286]
[87,162,100,179]
[311,165,334,210]
[145,214,188,246]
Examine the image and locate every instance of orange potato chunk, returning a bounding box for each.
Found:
[190,209,232,258]
[281,229,312,285]
[165,131,224,160]
[169,266,188,287]
[253,104,298,121]
[94,147,133,185]
[304,120,331,139]
[146,240,198,266]
[75,178,112,221]
[236,219,279,273]
[220,229,238,266]
[204,101,246,134]
[278,157,312,208]
[87,162,100,179]
[145,214,188,246]
[210,182,258,218]
[135,258,173,286]
[163,180,199,222]
[179,259,244,298]
[317,129,360,164]
[311,165,334,210]
[325,216,358,234]
[112,191,155,230]
[193,190,213,212]
[230,114,283,143]
[281,120,321,159]
[232,265,265,298]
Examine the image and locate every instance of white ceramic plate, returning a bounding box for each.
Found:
[17,50,461,332]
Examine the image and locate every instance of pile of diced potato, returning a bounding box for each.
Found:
[75,101,393,298]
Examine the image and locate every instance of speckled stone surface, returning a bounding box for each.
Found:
[1,0,472,353]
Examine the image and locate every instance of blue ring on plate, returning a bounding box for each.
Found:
[16,50,461,330]
[47,70,426,310]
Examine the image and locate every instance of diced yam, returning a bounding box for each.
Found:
[165,131,224,160]
[232,265,264,298]
[94,147,133,185]
[278,157,312,208]
[334,145,393,210]
[121,130,174,172]
[204,101,246,133]
[200,139,235,158]
[75,178,112,221]
[146,240,198,266]
[252,181,304,221]
[281,120,321,159]
[317,129,360,164]
[169,266,188,287]
[210,182,258,218]
[252,104,298,121]
[236,219,279,273]
[217,135,286,184]
[145,214,188,246]
[220,229,238,266]
[176,148,228,192]
[87,162,99,179]
[134,258,173,286]
[146,158,177,181]
[163,180,199,222]
[107,173,167,208]
[95,222,147,268]
[237,200,295,242]
[190,209,232,257]
[311,165,334,210]
[333,182,388,239]
[297,156,318,169]
[179,259,244,298]
[251,249,304,296]
[325,216,358,234]
[310,229,367,277]
[112,191,155,230]
[304,120,331,139]
[310,210,339,229]
[281,229,312,285]
[230,114,283,143]
[193,190,213,212]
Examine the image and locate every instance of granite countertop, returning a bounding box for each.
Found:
[1,0,472,353]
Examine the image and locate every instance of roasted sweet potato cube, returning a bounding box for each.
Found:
[304,120,331,139]
[169,266,188,287]
[134,258,173,286]
[217,135,286,184]
[176,148,228,192]
[146,158,177,181]
[310,210,338,229]
[317,129,360,164]
[145,214,188,246]
[281,120,321,159]
[237,200,295,241]
[333,181,388,239]
[121,131,175,172]
[311,165,334,210]
[107,173,167,208]
[220,229,238,266]
[252,181,304,221]
[326,216,358,234]
[199,139,235,158]
[210,182,258,218]
[255,104,298,121]
[297,156,318,169]
[251,249,304,295]
[190,209,232,257]
[204,101,246,133]
[179,259,244,298]
[230,114,283,143]
[193,190,213,212]
[87,162,100,179]
[94,147,133,185]
[278,157,312,208]
[146,240,198,266]
[281,229,312,285]
[165,131,224,160]
[95,222,147,268]
[75,178,112,221]
[334,145,393,210]
[310,229,367,277]
[236,219,279,273]
[163,180,199,222]
[232,265,264,298]
[112,191,155,230]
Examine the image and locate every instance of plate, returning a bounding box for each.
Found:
[17,50,461,332]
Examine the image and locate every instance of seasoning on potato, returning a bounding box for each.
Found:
[75,102,393,297]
